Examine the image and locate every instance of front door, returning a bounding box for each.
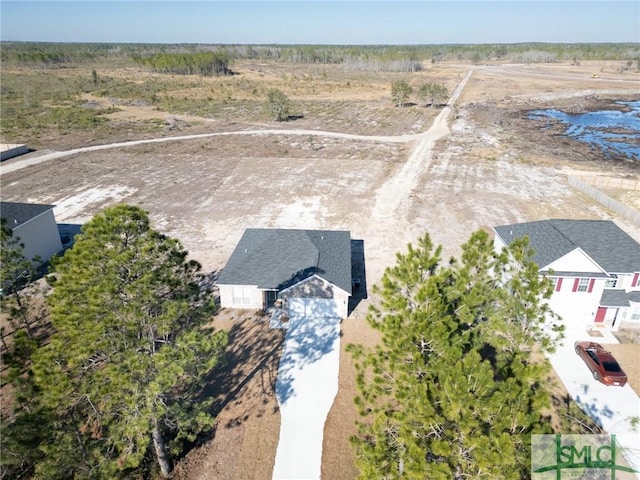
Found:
[265,290,278,308]
[594,307,606,323]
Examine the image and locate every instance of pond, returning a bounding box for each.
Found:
[527,100,640,162]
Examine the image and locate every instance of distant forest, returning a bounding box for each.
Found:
[1,41,639,74]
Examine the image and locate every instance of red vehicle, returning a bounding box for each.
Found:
[574,341,628,387]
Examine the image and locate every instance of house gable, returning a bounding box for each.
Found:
[545,247,608,275]
[494,219,640,275]
[281,275,336,299]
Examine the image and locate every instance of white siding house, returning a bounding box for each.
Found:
[217,228,352,319]
[1,201,63,264]
[494,219,640,331]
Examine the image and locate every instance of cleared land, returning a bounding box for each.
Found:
[1,59,639,479]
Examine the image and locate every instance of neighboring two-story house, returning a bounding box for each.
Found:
[494,219,640,331]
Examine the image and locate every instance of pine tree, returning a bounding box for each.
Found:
[264,88,292,121]
[391,80,412,107]
[31,204,227,478]
[0,219,46,338]
[349,230,562,479]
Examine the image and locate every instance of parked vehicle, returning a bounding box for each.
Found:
[574,341,628,387]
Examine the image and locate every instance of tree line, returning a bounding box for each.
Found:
[132,51,233,76]
[3,41,638,72]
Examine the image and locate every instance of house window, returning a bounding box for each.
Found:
[266,291,278,301]
[232,288,252,305]
[576,278,590,292]
[555,278,563,292]
[605,275,618,288]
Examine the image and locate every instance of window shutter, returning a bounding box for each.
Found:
[633,273,639,287]
[555,278,563,292]
[572,278,579,292]
[588,279,595,293]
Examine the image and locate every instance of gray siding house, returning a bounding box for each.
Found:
[217,228,352,319]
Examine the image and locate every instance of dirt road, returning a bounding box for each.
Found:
[0,129,423,176]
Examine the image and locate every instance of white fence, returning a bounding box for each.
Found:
[568,175,640,225]
[574,176,640,190]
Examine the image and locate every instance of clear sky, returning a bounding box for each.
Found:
[1,1,638,45]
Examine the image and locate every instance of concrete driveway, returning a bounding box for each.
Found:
[547,325,640,473]
[271,310,341,480]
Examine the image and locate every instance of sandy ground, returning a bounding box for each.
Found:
[1,61,639,479]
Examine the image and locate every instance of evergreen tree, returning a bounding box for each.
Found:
[264,88,292,121]
[31,204,227,478]
[349,231,562,479]
[391,80,412,107]
[417,82,450,107]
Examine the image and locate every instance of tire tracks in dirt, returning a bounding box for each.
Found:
[371,69,472,222]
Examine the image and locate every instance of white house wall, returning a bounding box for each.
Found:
[14,210,63,263]
[218,284,263,310]
[281,275,350,319]
[546,248,605,274]
[546,288,601,327]
[615,273,640,291]
[621,300,640,329]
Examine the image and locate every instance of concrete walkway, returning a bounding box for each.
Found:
[547,325,640,474]
[272,312,341,480]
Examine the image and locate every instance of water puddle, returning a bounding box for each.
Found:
[528,100,640,161]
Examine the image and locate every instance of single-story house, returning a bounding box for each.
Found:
[217,228,352,319]
[493,219,640,331]
[1,201,63,264]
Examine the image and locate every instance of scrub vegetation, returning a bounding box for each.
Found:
[1,41,638,144]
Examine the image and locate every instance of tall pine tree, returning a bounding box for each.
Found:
[31,204,227,478]
[349,230,562,479]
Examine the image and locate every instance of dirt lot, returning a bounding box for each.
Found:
[1,59,639,479]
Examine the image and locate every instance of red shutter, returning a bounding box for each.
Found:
[555,278,563,292]
[572,278,579,292]
[588,279,595,293]
[633,273,639,287]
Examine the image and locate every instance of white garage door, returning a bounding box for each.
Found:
[289,298,340,318]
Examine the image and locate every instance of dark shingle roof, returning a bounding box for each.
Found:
[600,289,631,307]
[494,219,640,273]
[1,201,55,230]
[217,228,352,294]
